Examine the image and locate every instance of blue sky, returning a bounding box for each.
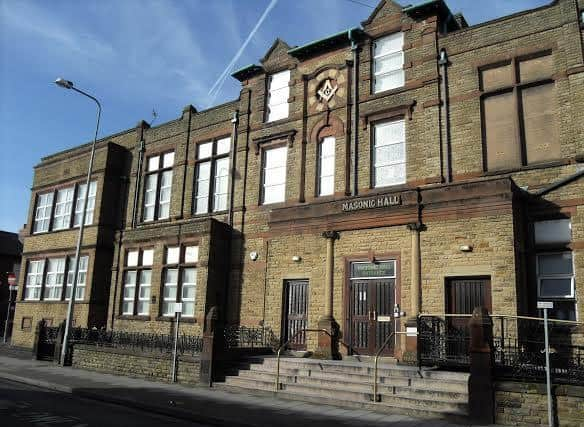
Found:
[0,0,550,233]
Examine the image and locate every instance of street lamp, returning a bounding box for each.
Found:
[54,77,101,366]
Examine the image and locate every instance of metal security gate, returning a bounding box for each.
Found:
[283,280,308,350]
[348,261,396,355]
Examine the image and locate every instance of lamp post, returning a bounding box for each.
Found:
[54,78,101,366]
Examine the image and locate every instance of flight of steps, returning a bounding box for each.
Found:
[214,355,470,422]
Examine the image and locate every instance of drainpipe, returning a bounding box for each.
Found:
[180,105,196,219]
[438,48,451,183]
[349,29,360,196]
[228,111,239,227]
[131,124,147,228]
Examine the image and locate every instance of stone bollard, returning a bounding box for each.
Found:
[53,320,66,364]
[32,320,45,360]
[468,306,495,425]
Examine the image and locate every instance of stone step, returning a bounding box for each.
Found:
[213,382,469,421]
[240,358,469,383]
[233,366,468,394]
[222,376,468,408]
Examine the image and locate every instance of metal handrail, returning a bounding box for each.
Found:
[419,313,583,326]
[371,330,413,402]
[274,328,356,392]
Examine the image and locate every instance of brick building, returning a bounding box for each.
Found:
[11,0,584,359]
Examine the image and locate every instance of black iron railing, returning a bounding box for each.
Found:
[418,314,584,385]
[69,327,203,356]
[224,326,278,349]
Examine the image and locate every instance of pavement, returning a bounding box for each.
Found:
[0,353,504,427]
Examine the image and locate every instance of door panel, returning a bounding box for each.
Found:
[283,280,308,350]
[349,277,396,355]
[375,279,395,354]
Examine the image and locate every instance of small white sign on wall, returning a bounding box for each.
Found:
[175,303,183,313]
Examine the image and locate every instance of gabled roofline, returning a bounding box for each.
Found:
[288,27,365,59]
[231,64,264,81]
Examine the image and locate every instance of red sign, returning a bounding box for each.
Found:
[7,273,16,286]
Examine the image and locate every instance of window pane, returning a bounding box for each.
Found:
[269,70,290,90]
[319,176,334,196]
[375,143,405,167]
[534,219,571,245]
[263,146,287,204]
[540,278,573,298]
[265,146,287,167]
[483,93,521,171]
[521,84,559,164]
[143,175,157,221]
[374,33,403,57]
[163,152,175,168]
[185,246,199,263]
[163,285,177,299]
[142,249,154,266]
[34,193,54,233]
[374,52,403,75]
[319,136,335,197]
[375,164,406,187]
[53,187,74,230]
[74,181,97,226]
[268,102,289,122]
[263,184,285,204]
[213,157,229,212]
[538,253,573,275]
[519,54,553,82]
[147,156,160,172]
[195,162,211,214]
[216,137,231,155]
[198,142,212,159]
[375,120,405,147]
[166,247,180,264]
[44,258,65,300]
[127,251,139,267]
[481,63,513,91]
[182,302,195,317]
[374,71,404,93]
[182,268,196,285]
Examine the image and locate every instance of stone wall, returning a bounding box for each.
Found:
[495,381,584,427]
[72,344,200,385]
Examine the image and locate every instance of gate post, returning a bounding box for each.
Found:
[199,306,222,386]
[53,321,66,365]
[32,320,45,360]
[468,306,495,425]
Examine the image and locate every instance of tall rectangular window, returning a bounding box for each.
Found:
[53,187,75,230]
[74,181,97,226]
[481,52,559,171]
[267,70,290,122]
[534,219,576,321]
[373,119,406,187]
[24,260,45,300]
[318,136,335,196]
[194,138,230,214]
[162,245,198,317]
[33,193,54,234]
[43,258,66,301]
[261,146,287,204]
[122,248,153,316]
[65,256,88,301]
[143,152,174,221]
[373,33,404,93]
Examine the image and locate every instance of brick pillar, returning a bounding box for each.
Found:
[468,306,495,425]
[315,231,340,360]
[199,306,221,386]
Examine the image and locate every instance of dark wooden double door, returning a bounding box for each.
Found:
[349,277,396,355]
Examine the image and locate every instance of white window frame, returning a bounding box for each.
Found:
[65,256,88,301]
[536,252,575,299]
[43,258,66,301]
[373,32,404,94]
[267,70,290,122]
[53,187,75,230]
[194,138,231,214]
[162,245,198,317]
[122,249,153,316]
[33,193,54,234]
[318,136,335,196]
[261,145,287,205]
[373,119,406,188]
[25,260,45,300]
[143,152,174,222]
[74,181,97,227]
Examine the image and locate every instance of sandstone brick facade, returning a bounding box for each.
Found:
[13,0,584,359]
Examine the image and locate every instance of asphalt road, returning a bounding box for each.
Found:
[0,378,211,427]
